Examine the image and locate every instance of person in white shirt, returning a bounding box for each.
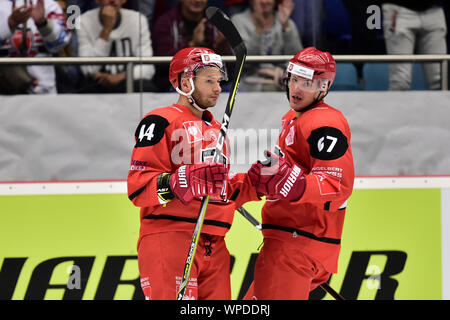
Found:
[77,0,156,93]
[382,1,447,90]
[0,0,71,94]
[230,0,303,92]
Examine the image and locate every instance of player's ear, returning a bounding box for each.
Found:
[180,76,192,93]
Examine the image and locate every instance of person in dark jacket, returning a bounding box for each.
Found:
[151,0,231,92]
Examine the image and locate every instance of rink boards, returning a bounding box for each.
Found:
[0,176,449,300]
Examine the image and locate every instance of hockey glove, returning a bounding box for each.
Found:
[170,163,227,205]
[248,150,306,201]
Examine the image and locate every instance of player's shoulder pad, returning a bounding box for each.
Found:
[307,126,348,160]
[303,104,350,161]
[134,106,183,148]
[134,114,169,148]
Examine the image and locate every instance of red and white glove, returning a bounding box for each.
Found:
[247,150,306,201]
[170,162,227,205]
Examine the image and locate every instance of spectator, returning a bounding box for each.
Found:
[342,0,384,54]
[136,0,156,28]
[77,0,156,93]
[54,0,83,93]
[341,0,385,83]
[231,0,303,91]
[0,0,71,94]
[382,0,448,90]
[291,0,324,48]
[151,0,231,92]
[122,0,156,29]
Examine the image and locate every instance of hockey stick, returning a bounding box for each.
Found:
[237,206,346,301]
[177,7,247,300]
[320,282,345,301]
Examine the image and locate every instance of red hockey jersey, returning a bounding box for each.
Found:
[127,104,258,246]
[262,101,355,273]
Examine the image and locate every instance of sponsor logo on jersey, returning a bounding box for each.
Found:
[129,160,147,171]
[312,167,343,195]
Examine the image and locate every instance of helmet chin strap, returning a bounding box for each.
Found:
[175,78,207,113]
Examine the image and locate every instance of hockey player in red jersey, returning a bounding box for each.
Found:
[127,47,258,300]
[245,47,355,300]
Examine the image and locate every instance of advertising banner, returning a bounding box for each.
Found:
[1,177,449,300]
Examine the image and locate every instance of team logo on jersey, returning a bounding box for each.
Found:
[183,121,203,143]
[285,126,295,146]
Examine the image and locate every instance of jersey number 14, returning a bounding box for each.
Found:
[139,123,155,142]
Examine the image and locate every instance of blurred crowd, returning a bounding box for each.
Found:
[0,0,448,94]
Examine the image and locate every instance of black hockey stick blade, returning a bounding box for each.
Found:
[320,282,345,301]
[206,7,246,56]
[237,207,262,230]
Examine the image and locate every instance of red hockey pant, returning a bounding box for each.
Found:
[246,238,331,300]
[137,231,231,300]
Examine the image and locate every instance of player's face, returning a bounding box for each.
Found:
[191,67,223,108]
[288,74,322,113]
